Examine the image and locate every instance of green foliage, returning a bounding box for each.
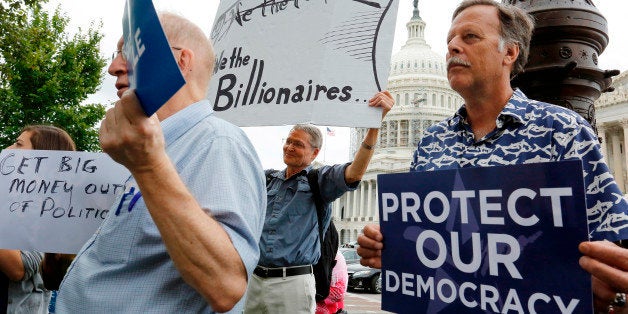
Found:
[0,3,107,151]
[0,0,44,34]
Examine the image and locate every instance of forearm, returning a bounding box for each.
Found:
[131,160,246,312]
[345,128,379,183]
[0,250,25,281]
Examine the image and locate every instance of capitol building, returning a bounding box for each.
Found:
[330,2,628,244]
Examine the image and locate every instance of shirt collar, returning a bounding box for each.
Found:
[160,99,213,145]
[452,88,529,128]
[276,165,313,180]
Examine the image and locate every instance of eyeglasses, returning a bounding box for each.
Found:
[111,46,183,62]
[285,139,316,150]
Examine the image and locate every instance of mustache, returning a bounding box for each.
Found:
[446,56,471,68]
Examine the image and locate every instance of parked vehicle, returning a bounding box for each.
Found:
[341,241,358,248]
[339,248,360,265]
[347,263,381,293]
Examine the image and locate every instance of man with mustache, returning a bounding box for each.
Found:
[356,1,628,313]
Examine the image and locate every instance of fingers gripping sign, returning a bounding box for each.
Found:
[368,90,394,120]
[357,224,384,269]
[99,89,169,174]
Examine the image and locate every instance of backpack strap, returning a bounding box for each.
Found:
[265,169,277,188]
[306,168,325,244]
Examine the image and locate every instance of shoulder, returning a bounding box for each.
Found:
[513,90,591,130]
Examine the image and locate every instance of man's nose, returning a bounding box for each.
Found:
[447,37,462,55]
[108,55,127,77]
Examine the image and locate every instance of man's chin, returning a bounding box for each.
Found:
[117,88,129,99]
[447,77,470,93]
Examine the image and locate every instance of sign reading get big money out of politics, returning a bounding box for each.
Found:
[377,160,592,314]
[0,149,129,254]
[207,0,399,128]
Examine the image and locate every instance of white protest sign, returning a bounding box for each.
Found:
[0,149,129,254]
[207,0,399,127]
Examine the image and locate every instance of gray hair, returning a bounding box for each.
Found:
[453,0,535,78]
[291,124,323,149]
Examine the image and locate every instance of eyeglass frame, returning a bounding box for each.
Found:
[111,46,183,62]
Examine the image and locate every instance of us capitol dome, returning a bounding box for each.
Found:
[332,1,463,242]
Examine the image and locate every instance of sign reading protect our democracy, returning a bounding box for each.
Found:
[0,150,129,254]
[207,0,399,128]
[378,161,592,314]
[122,0,186,116]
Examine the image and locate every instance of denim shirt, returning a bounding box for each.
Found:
[411,89,628,241]
[259,164,358,267]
[7,251,50,314]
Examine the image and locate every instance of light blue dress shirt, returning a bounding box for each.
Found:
[56,100,266,313]
[258,164,358,267]
[411,89,628,241]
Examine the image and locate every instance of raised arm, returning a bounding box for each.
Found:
[344,91,394,184]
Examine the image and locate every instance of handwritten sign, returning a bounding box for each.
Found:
[122,0,185,116]
[378,161,592,313]
[0,149,129,254]
[207,0,399,127]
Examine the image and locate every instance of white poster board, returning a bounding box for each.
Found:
[207,0,400,127]
[0,149,129,254]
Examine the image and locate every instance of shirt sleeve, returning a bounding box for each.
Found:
[19,251,43,281]
[553,115,628,241]
[180,133,266,277]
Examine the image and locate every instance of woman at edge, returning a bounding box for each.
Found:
[0,125,76,314]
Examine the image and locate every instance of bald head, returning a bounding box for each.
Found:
[158,12,215,89]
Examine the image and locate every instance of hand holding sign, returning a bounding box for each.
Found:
[579,241,628,312]
[99,90,168,175]
[357,224,383,269]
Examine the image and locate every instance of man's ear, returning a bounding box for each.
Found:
[311,147,320,160]
[503,42,519,67]
[178,48,194,74]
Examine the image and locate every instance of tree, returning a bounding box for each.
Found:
[0,3,107,151]
[0,0,43,33]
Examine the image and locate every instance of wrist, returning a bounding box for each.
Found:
[361,142,374,150]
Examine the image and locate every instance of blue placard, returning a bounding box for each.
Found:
[121,0,185,116]
[378,160,592,314]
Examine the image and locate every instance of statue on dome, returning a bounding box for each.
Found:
[411,95,426,106]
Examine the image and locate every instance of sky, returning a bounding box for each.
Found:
[45,0,628,169]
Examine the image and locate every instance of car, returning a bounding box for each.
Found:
[339,247,360,265]
[347,263,381,294]
[342,241,358,248]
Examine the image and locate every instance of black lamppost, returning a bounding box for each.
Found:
[506,0,620,132]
